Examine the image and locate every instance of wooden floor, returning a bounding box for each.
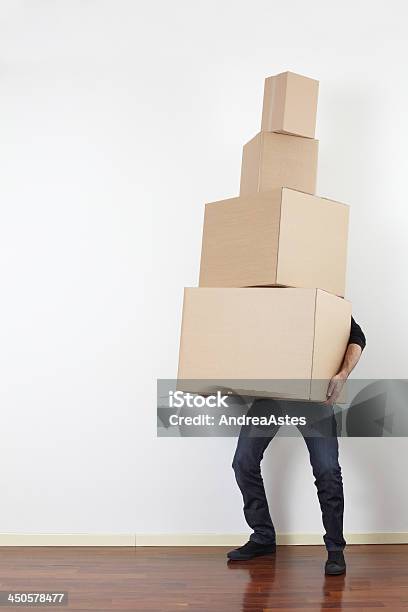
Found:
[1,545,408,610]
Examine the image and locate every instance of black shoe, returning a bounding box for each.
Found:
[325,551,346,575]
[227,540,276,561]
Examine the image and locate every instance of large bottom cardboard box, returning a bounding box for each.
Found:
[240,131,318,196]
[199,188,349,297]
[177,288,351,401]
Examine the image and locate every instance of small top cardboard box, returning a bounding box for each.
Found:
[261,71,319,139]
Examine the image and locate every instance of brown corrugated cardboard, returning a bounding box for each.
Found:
[240,132,318,196]
[261,71,319,138]
[199,188,349,297]
[177,287,351,401]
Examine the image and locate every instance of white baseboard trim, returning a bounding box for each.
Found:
[136,532,408,546]
[0,534,135,547]
[1,532,407,547]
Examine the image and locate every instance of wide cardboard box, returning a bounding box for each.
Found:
[199,188,349,297]
[261,71,319,138]
[177,288,351,402]
[240,132,318,196]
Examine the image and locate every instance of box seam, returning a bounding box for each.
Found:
[309,289,318,400]
[257,133,263,191]
[263,76,275,132]
[280,72,289,133]
[275,188,284,285]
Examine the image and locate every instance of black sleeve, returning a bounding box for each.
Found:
[348,316,366,351]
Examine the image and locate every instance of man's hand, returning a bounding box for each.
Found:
[325,373,346,405]
[325,343,363,405]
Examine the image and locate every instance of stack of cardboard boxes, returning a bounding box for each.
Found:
[177,71,352,402]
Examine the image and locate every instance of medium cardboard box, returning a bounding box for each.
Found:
[199,188,349,297]
[177,288,351,402]
[261,71,319,138]
[240,132,318,196]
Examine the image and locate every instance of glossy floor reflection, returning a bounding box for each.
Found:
[227,551,347,610]
[136,544,408,610]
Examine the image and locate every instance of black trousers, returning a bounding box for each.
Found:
[232,398,346,551]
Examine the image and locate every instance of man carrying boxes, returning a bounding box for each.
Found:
[177,71,366,575]
[228,320,365,575]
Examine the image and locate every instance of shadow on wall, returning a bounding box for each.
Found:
[318,80,385,204]
[319,80,393,331]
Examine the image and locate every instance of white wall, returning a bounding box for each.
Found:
[1,0,407,537]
